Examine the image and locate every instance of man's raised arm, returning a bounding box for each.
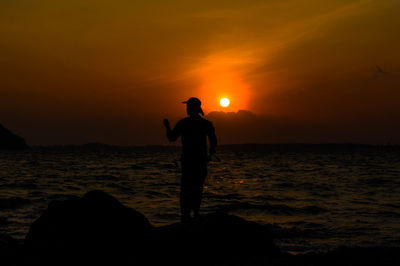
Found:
[163,118,181,142]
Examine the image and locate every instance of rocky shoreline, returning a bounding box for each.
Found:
[1,190,399,265]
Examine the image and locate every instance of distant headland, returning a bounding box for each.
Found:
[0,123,30,150]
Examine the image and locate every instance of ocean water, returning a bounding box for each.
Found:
[0,145,399,253]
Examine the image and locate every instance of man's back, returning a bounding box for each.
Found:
[167,115,216,161]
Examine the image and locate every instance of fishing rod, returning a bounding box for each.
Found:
[209,154,221,162]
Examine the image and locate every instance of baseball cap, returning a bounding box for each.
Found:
[182,97,204,115]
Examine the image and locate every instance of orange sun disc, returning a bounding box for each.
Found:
[220,98,230,107]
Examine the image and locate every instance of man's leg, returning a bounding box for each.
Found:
[181,162,195,223]
[180,177,191,223]
[193,164,207,219]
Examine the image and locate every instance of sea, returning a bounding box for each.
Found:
[1,144,399,253]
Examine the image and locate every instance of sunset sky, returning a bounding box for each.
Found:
[1,0,399,145]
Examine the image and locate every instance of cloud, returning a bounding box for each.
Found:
[206,110,400,144]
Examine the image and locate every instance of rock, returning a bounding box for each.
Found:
[24,190,281,264]
[22,190,400,265]
[0,234,17,255]
[151,212,281,264]
[0,234,21,265]
[25,190,153,263]
[0,124,30,150]
[322,247,400,266]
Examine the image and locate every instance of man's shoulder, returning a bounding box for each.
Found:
[179,116,214,127]
[199,117,214,128]
[178,117,191,123]
[204,117,213,124]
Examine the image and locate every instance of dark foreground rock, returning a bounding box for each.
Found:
[271,247,400,266]
[152,212,281,265]
[1,190,398,265]
[22,190,279,265]
[24,190,153,264]
[0,234,18,264]
[0,123,30,150]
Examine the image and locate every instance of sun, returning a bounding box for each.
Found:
[220,97,230,107]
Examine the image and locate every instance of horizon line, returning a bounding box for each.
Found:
[30,142,400,148]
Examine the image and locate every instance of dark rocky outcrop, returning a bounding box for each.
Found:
[24,190,153,264]
[152,212,280,264]
[0,234,18,257]
[19,190,400,265]
[23,190,280,265]
[0,124,29,150]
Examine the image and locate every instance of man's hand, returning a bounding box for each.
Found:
[208,148,220,162]
[163,118,170,128]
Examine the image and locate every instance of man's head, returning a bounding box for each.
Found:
[182,97,204,116]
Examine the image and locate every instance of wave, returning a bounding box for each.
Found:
[0,197,31,209]
[208,201,328,215]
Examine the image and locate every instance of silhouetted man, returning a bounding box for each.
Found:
[163,97,217,222]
